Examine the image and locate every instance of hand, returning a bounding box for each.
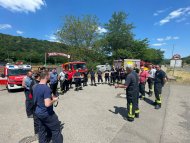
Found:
[52,96,58,101]
[115,84,119,88]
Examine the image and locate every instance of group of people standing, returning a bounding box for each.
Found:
[89,67,126,86]
[115,64,167,122]
[21,64,166,142]
[22,68,63,143]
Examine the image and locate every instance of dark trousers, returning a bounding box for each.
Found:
[50,83,58,95]
[126,92,135,119]
[33,113,40,134]
[139,82,146,98]
[60,80,64,91]
[38,113,63,143]
[83,77,88,86]
[64,80,69,91]
[68,79,72,88]
[75,78,81,88]
[24,90,33,117]
[98,76,103,83]
[154,83,162,106]
[148,78,154,95]
[105,76,109,83]
[110,76,115,84]
[91,77,96,85]
[134,88,139,115]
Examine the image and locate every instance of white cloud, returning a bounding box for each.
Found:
[157,38,164,42]
[16,30,24,34]
[152,43,166,47]
[0,0,46,13]
[45,34,60,42]
[153,8,169,16]
[156,36,179,42]
[159,7,190,25]
[0,24,12,29]
[96,26,107,34]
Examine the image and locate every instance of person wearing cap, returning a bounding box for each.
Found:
[147,64,156,97]
[154,65,166,109]
[115,66,137,122]
[139,66,149,100]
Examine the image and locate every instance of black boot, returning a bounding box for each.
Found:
[135,113,139,118]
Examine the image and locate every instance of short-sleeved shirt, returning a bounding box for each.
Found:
[97,71,102,76]
[24,76,33,90]
[33,84,54,118]
[148,68,156,78]
[155,70,166,84]
[139,71,149,83]
[125,72,136,92]
[59,72,65,81]
[50,72,58,84]
[90,71,95,77]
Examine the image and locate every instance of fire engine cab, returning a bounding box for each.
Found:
[0,63,31,92]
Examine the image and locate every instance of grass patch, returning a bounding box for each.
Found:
[167,70,190,84]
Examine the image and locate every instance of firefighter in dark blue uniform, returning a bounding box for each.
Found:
[115,66,137,122]
[154,65,166,109]
[132,70,140,118]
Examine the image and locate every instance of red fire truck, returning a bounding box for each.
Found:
[0,63,31,92]
[62,61,88,82]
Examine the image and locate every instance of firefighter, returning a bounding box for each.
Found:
[120,67,125,84]
[132,69,140,118]
[97,69,103,84]
[115,66,137,122]
[154,65,166,109]
[104,70,110,84]
[73,69,82,91]
[147,64,156,97]
[90,69,96,86]
[22,70,33,118]
[83,71,88,86]
[110,68,116,85]
[139,66,149,100]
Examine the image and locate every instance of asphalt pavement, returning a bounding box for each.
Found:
[0,82,189,143]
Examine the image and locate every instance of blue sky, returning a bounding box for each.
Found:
[0,0,190,58]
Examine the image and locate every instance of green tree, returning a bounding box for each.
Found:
[56,15,99,48]
[105,11,134,59]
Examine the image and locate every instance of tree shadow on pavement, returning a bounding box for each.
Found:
[144,97,155,106]
[109,106,128,119]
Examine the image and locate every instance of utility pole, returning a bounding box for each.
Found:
[172,44,175,76]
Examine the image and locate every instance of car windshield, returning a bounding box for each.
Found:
[8,69,30,76]
[73,63,86,70]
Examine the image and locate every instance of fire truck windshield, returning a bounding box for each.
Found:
[73,63,86,70]
[8,69,30,76]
